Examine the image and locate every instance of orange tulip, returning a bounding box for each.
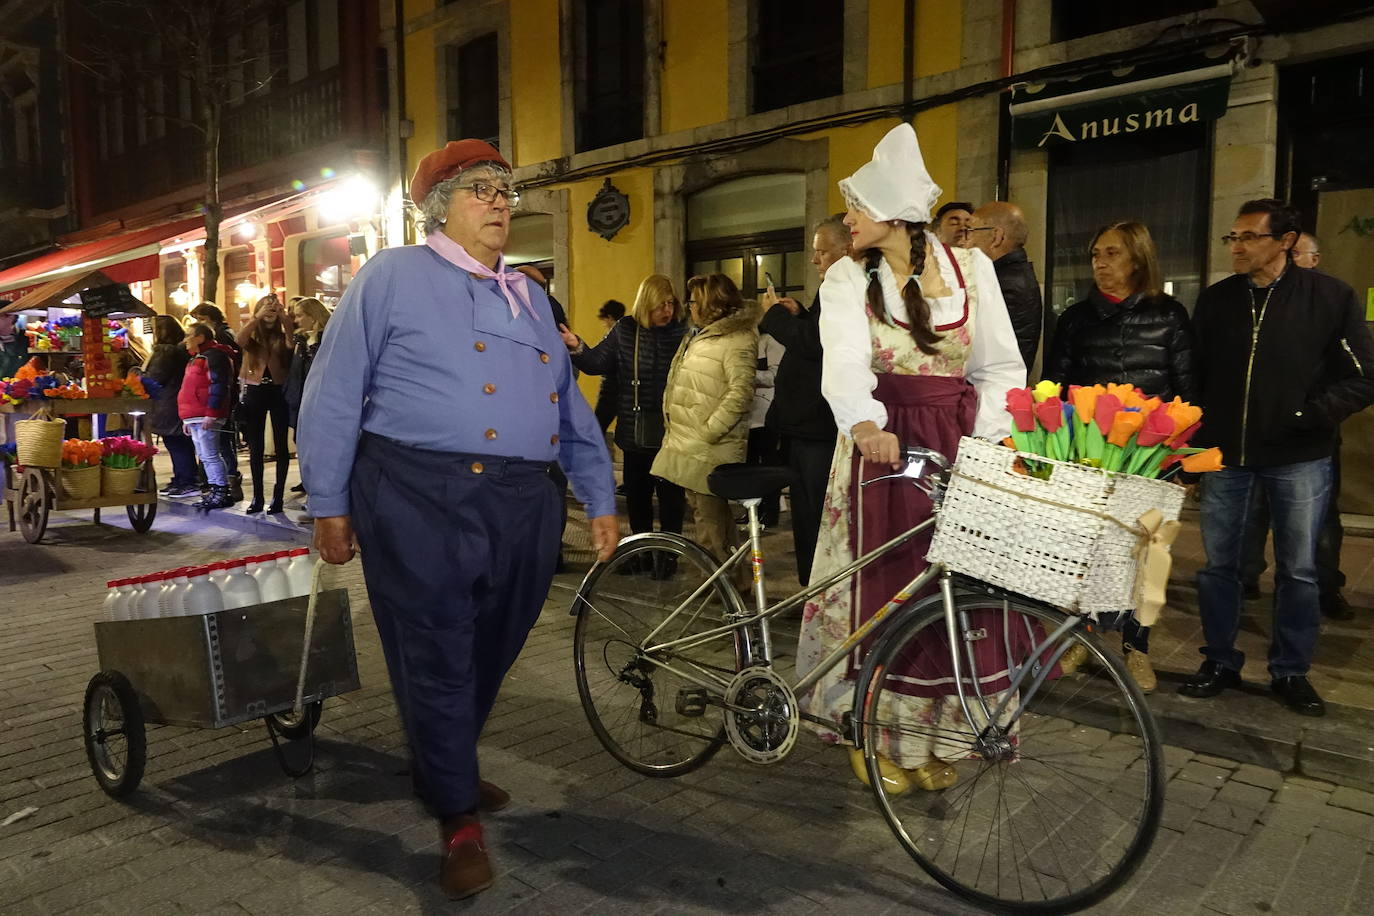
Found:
[1068,385,1102,424]
[1180,447,1225,473]
[1107,410,1145,447]
[1164,397,1202,439]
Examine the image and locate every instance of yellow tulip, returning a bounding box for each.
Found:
[1032,379,1062,403]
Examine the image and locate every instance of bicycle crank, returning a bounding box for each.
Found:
[723,666,799,765]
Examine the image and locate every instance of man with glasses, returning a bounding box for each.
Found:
[966,200,1043,374]
[1181,199,1374,717]
[298,139,618,899]
[1240,230,1352,620]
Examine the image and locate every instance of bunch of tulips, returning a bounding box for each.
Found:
[1005,381,1223,479]
[100,436,158,469]
[61,439,104,469]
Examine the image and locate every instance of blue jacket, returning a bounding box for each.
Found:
[297,244,614,519]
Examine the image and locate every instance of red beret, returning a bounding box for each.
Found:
[409,139,512,206]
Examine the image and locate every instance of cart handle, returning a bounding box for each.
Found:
[291,558,329,719]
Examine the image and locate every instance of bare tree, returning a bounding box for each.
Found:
[73,0,275,303]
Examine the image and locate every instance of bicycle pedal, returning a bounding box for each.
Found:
[675,688,709,718]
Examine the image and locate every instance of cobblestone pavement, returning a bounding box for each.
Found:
[3,512,1374,915]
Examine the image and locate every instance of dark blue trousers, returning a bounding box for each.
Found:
[350,434,560,817]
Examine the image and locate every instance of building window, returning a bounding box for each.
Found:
[1044,123,1210,340]
[752,0,843,113]
[300,232,354,310]
[574,0,644,153]
[686,174,807,299]
[1050,1,1212,43]
[446,33,500,146]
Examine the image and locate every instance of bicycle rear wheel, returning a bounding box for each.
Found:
[573,533,747,777]
[856,593,1163,913]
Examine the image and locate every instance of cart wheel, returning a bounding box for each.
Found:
[127,501,157,533]
[266,701,322,740]
[83,671,146,797]
[17,468,51,544]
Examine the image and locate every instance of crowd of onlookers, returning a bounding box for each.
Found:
[142,296,330,512]
[558,195,1368,719]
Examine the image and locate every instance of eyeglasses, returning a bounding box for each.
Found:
[1220,232,1282,244]
[457,181,521,209]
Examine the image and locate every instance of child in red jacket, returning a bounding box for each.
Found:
[179,323,236,510]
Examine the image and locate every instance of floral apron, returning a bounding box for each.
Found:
[797,245,1038,767]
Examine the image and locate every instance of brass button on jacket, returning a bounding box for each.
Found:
[484,428,498,440]
[550,434,559,445]
[470,461,484,474]
[474,341,487,352]
[483,383,496,394]
[549,392,559,403]
[539,353,550,363]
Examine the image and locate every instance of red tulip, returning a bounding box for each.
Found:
[1034,397,1064,433]
[1093,393,1122,436]
[1006,387,1036,433]
[1135,408,1176,448]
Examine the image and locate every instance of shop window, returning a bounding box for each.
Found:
[161,259,188,320]
[1044,123,1210,338]
[300,232,354,310]
[223,247,257,327]
[316,0,340,71]
[446,33,500,146]
[752,0,844,113]
[574,0,645,153]
[1050,1,1212,43]
[686,174,807,299]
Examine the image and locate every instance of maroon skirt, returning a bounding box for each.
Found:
[845,374,1051,696]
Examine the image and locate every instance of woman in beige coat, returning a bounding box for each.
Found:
[652,274,760,564]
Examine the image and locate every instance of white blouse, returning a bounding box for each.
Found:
[818,233,1026,441]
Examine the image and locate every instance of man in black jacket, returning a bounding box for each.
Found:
[1181,200,1374,717]
[968,201,1043,373]
[759,214,847,585]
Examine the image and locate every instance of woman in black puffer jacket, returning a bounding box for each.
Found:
[561,274,689,545]
[1045,220,1197,693]
[1046,220,1197,403]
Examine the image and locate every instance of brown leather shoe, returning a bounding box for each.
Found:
[478,779,510,813]
[439,816,493,900]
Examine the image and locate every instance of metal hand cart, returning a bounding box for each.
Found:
[82,588,361,797]
[4,398,159,543]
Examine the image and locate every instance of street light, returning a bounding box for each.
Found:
[318,175,380,226]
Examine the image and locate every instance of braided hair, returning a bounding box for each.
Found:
[862,222,942,355]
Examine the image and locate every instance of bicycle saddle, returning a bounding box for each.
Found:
[707,463,794,500]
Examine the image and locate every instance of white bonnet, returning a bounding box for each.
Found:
[837,123,942,224]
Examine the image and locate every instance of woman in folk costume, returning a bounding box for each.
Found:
[796,123,1026,794]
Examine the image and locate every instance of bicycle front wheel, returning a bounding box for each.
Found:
[856,593,1163,914]
[573,533,747,777]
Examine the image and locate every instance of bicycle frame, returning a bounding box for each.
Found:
[578,449,1088,747]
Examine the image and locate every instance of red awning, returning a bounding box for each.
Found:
[0,217,205,302]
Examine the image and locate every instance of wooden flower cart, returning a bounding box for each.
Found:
[4,398,159,543]
[2,273,159,544]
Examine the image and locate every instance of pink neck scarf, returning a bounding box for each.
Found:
[426,232,537,321]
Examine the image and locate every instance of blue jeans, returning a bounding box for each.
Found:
[186,420,227,487]
[1197,458,1332,679]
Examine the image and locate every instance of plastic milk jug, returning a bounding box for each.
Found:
[219,559,262,610]
[250,553,291,604]
[183,566,224,615]
[285,548,314,597]
[162,568,191,617]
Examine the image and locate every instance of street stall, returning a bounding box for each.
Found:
[1,271,161,543]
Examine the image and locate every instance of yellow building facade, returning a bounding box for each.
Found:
[392,0,965,401]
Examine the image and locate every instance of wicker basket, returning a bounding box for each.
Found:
[15,417,65,467]
[927,437,1186,615]
[102,464,144,498]
[59,465,102,500]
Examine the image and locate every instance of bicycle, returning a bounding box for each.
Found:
[570,445,1164,914]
